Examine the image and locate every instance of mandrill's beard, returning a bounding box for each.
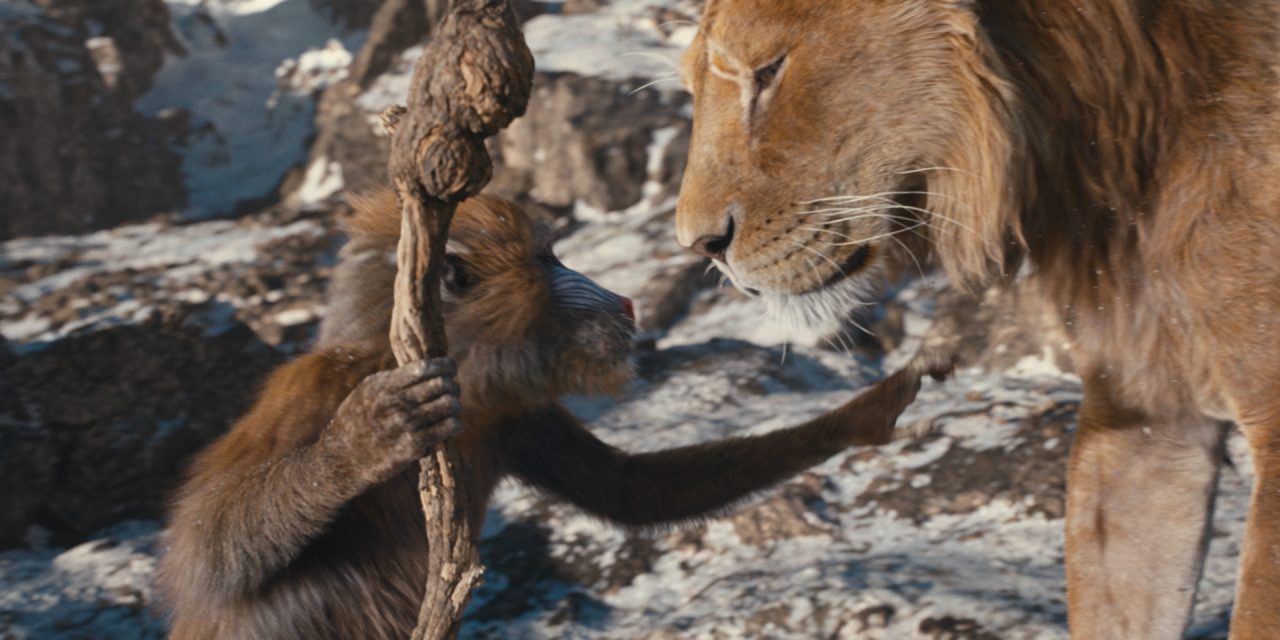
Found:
[552,309,637,397]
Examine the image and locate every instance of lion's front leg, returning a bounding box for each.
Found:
[1230,420,1280,640]
[1065,380,1229,640]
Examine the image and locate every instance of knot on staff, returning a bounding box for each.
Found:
[383,1,532,638]
[388,0,534,203]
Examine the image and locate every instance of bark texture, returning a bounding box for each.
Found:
[382,1,533,638]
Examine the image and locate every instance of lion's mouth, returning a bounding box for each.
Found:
[811,182,921,291]
[819,244,873,289]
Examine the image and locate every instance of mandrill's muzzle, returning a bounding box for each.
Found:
[549,264,635,322]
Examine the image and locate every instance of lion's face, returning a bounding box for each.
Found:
[677,0,1017,325]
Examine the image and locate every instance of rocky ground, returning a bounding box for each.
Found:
[0,0,1253,638]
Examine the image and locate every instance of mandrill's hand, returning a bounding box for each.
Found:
[837,348,956,447]
[322,357,463,485]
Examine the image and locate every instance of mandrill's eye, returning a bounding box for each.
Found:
[443,254,470,294]
[753,54,786,92]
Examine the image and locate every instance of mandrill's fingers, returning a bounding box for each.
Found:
[409,396,464,436]
[325,356,465,483]
[841,346,959,445]
[387,357,457,391]
[908,347,958,382]
[396,376,461,407]
[880,365,925,412]
[829,366,921,448]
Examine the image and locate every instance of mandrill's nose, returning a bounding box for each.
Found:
[621,297,635,321]
[687,217,735,261]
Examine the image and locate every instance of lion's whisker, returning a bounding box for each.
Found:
[839,310,874,338]
[816,197,983,238]
[790,239,848,281]
[807,190,966,207]
[825,330,844,352]
[620,51,683,73]
[657,19,700,30]
[802,189,961,203]
[799,190,937,205]
[808,211,921,225]
[793,204,896,216]
[885,203,985,238]
[807,221,935,253]
[819,222,930,247]
[887,233,929,279]
[894,166,978,177]
[628,74,681,95]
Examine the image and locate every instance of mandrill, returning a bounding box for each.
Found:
[159,190,945,639]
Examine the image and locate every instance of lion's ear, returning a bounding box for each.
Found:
[927,9,1024,289]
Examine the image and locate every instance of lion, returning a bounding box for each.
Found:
[674,1,1280,638]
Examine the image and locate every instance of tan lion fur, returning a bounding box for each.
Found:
[676,1,1280,637]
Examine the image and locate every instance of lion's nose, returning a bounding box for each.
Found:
[688,217,735,261]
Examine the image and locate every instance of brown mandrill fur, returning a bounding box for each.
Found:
[158,190,944,639]
[675,1,1280,638]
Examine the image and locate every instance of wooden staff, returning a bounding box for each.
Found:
[382,1,532,638]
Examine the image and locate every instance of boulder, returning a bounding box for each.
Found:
[0,206,339,546]
[0,0,185,240]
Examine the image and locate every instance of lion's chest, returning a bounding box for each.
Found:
[1049,284,1230,418]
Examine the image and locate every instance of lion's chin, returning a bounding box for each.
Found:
[758,249,884,333]
[716,241,882,332]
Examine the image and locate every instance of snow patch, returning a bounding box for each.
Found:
[138,0,364,218]
[1,218,325,344]
[295,155,345,205]
[522,0,699,82]
[354,44,421,124]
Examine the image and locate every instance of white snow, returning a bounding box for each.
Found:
[295,155,346,205]
[0,522,164,639]
[466,354,1248,638]
[137,0,363,219]
[355,1,697,129]
[0,217,325,344]
[273,307,316,326]
[522,0,699,82]
[273,38,353,102]
[353,44,421,127]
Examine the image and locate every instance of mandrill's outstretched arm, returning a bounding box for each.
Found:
[504,362,939,527]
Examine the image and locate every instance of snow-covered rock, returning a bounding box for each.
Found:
[137,0,365,219]
[302,0,696,217]
[0,521,165,639]
[0,0,185,239]
[0,206,340,546]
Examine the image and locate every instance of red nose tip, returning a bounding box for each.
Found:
[621,297,635,321]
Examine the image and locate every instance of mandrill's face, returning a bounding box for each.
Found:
[440,196,637,403]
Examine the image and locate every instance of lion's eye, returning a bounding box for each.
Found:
[754,55,786,91]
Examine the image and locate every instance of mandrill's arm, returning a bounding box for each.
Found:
[504,361,942,527]
[160,351,460,603]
